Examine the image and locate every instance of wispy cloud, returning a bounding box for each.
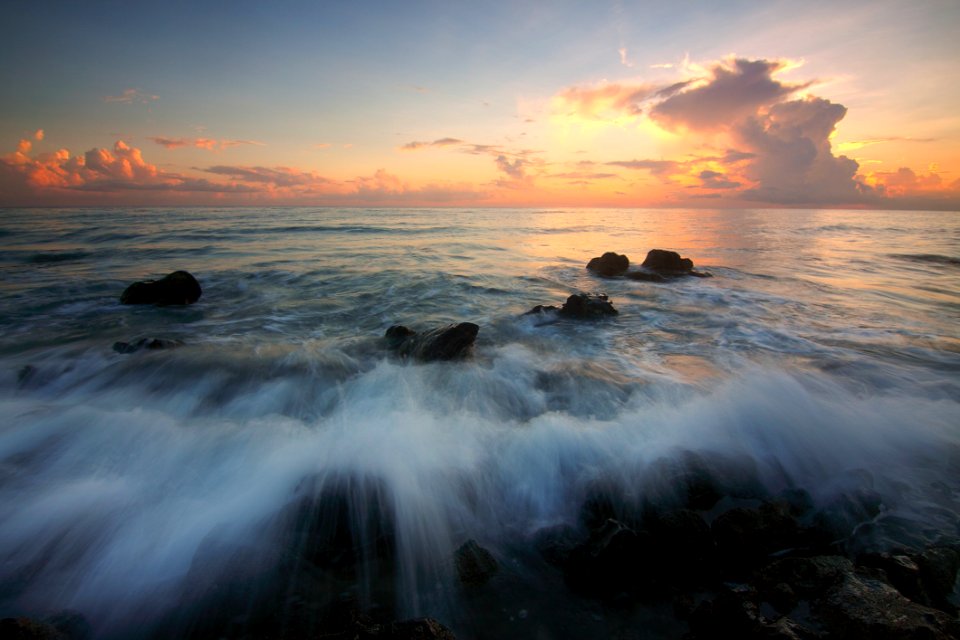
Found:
[103,88,159,104]
[203,165,330,187]
[149,136,264,151]
[399,137,464,151]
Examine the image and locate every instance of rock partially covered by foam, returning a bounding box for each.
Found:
[587,252,630,277]
[526,293,618,319]
[455,540,499,587]
[120,270,202,305]
[384,322,479,361]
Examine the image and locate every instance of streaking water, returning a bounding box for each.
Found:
[1,207,958,637]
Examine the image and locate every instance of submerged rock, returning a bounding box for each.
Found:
[586,252,630,277]
[454,540,499,587]
[120,270,202,305]
[384,322,478,362]
[525,293,618,320]
[112,337,185,354]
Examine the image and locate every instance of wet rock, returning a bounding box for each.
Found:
[533,524,582,566]
[384,322,479,361]
[586,252,630,277]
[563,518,654,597]
[815,565,960,639]
[525,293,618,320]
[0,612,90,640]
[916,546,960,612]
[858,552,928,605]
[0,618,64,640]
[454,540,499,587]
[631,249,711,279]
[284,475,397,573]
[120,270,202,305]
[643,509,718,586]
[642,249,694,272]
[356,617,457,639]
[688,587,766,638]
[624,270,668,282]
[712,502,803,573]
[112,337,184,354]
[758,556,854,603]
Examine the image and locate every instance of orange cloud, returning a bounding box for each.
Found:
[148,136,264,151]
[553,82,660,120]
[400,137,464,151]
[34,129,44,141]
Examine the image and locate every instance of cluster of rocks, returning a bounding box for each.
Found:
[531,466,960,640]
[587,249,711,281]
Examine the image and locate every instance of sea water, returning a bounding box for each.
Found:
[0,207,958,637]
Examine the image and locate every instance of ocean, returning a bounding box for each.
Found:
[1,207,958,638]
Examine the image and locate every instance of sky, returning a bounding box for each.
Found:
[1,0,958,209]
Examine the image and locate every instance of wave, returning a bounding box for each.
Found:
[889,253,960,267]
[2,352,958,637]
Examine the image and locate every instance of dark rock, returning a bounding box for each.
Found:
[915,546,960,612]
[533,524,582,566]
[384,323,479,361]
[357,617,457,640]
[628,249,712,279]
[0,618,64,640]
[858,552,928,605]
[559,293,618,318]
[525,293,618,320]
[624,270,667,282]
[454,540,498,587]
[586,252,630,277]
[642,249,695,273]
[644,509,717,586]
[810,488,884,544]
[112,337,184,354]
[712,502,802,573]
[563,518,655,597]
[758,556,854,601]
[120,270,202,305]
[285,475,396,573]
[688,587,765,638]
[815,565,960,639]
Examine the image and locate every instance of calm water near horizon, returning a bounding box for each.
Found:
[1,207,958,637]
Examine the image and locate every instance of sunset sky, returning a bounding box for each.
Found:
[2,0,958,209]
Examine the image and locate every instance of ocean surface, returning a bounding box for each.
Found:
[1,207,958,638]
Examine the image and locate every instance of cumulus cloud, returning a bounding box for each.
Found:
[0,135,484,206]
[650,58,808,132]
[34,129,44,141]
[103,89,159,104]
[869,167,944,197]
[733,97,868,204]
[561,57,882,205]
[0,137,261,204]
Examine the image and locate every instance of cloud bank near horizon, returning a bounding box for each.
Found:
[2,57,957,209]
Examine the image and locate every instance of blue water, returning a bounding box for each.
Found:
[1,207,959,637]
